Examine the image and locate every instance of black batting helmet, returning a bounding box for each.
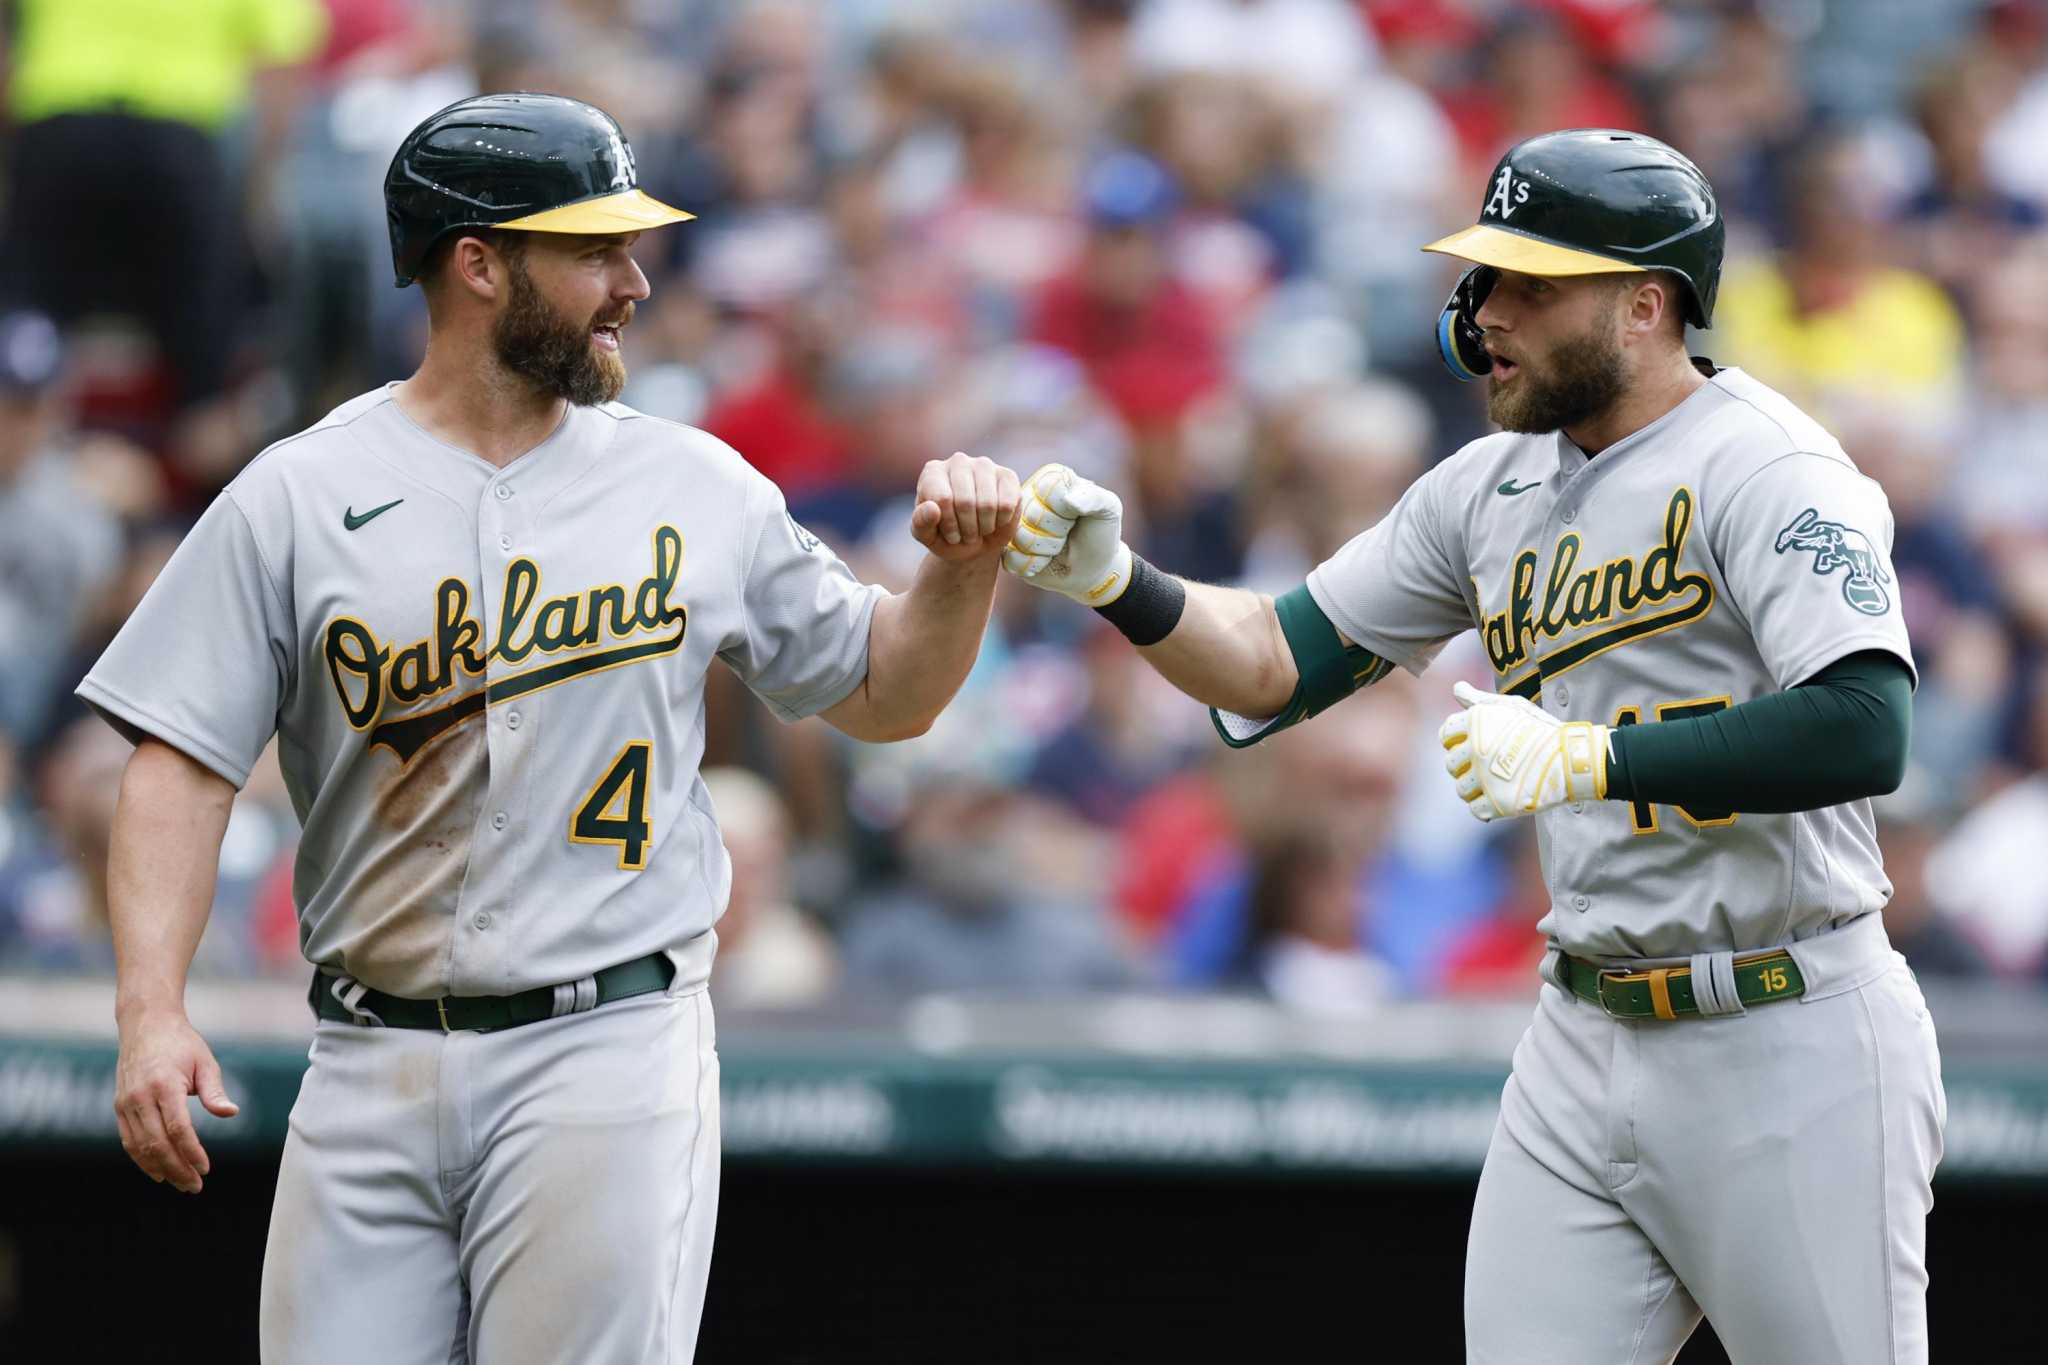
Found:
[384,92,693,288]
[1425,129,1724,382]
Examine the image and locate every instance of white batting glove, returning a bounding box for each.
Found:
[1438,680,1608,823]
[1001,463,1135,607]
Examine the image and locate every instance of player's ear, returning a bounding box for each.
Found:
[448,235,506,304]
[1620,275,1669,345]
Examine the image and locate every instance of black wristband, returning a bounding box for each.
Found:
[1094,555,1185,646]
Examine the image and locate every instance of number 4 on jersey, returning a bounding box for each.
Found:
[571,741,653,870]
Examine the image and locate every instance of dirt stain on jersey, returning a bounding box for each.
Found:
[375,721,482,832]
[336,724,489,996]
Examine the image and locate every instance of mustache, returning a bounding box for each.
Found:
[593,302,636,330]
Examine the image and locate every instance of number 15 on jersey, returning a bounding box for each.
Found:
[1612,697,1739,835]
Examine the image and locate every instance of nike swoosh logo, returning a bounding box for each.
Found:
[343,498,405,531]
[1496,479,1541,497]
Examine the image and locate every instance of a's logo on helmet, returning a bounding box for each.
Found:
[1485,165,1533,220]
[605,129,635,191]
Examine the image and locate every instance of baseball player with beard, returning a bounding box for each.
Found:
[84,94,1023,1362]
[1004,130,1944,1363]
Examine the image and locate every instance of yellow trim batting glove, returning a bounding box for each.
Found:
[1001,463,1134,607]
[1439,680,1608,823]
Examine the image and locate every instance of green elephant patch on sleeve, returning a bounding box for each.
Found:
[1773,508,1892,615]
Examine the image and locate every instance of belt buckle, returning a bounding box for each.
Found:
[1595,967,1634,1018]
[436,997,453,1032]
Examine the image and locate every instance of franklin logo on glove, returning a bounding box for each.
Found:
[1439,681,1607,821]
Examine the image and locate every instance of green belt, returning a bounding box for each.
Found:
[1562,950,1804,1020]
[309,953,674,1033]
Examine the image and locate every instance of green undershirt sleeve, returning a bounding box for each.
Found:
[1604,650,1913,814]
[1209,585,1394,748]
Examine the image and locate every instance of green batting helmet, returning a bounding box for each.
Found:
[1425,129,1723,382]
[384,92,693,288]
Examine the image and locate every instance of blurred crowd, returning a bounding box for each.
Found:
[3,0,2047,1013]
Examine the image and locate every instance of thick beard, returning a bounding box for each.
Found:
[491,257,627,407]
[1486,318,1626,435]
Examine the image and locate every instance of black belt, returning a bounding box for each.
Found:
[309,953,674,1033]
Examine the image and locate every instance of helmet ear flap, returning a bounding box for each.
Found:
[1437,265,1497,383]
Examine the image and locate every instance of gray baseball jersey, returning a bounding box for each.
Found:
[1308,366,1915,963]
[1308,364,1940,1363]
[79,384,882,998]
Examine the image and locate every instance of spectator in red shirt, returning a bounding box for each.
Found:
[700,296,853,501]
[1441,825,1549,996]
[1029,151,1240,579]
[1440,11,1643,187]
[1030,150,1226,430]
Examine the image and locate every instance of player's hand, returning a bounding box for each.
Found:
[1439,680,1608,822]
[113,1007,239,1194]
[1000,463,1135,607]
[910,453,1022,565]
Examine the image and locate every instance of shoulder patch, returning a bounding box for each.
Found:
[1773,508,1891,615]
[787,512,822,554]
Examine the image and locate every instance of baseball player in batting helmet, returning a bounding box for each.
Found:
[1003,128,1941,1363]
[86,92,1025,1362]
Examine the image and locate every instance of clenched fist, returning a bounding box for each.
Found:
[1000,463,1134,606]
[911,453,1023,564]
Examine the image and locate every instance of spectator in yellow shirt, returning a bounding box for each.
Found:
[0,0,327,483]
[1715,131,1966,426]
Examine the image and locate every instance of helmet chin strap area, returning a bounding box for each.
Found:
[1437,265,1497,383]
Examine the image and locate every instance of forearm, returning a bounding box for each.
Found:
[1002,464,1308,717]
[1606,651,1912,814]
[1137,578,1298,717]
[109,740,236,1022]
[845,554,1002,741]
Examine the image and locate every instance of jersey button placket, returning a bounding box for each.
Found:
[456,478,526,985]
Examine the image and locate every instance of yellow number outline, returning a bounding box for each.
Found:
[1612,695,1740,834]
[569,740,655,871]
[1612,705,1659,836]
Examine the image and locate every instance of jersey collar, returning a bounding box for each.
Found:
[365,387,612,512]
[1549,370,1727,479]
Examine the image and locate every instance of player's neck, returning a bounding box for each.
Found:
[1563,351,1709,458]
[395,344,569,469]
